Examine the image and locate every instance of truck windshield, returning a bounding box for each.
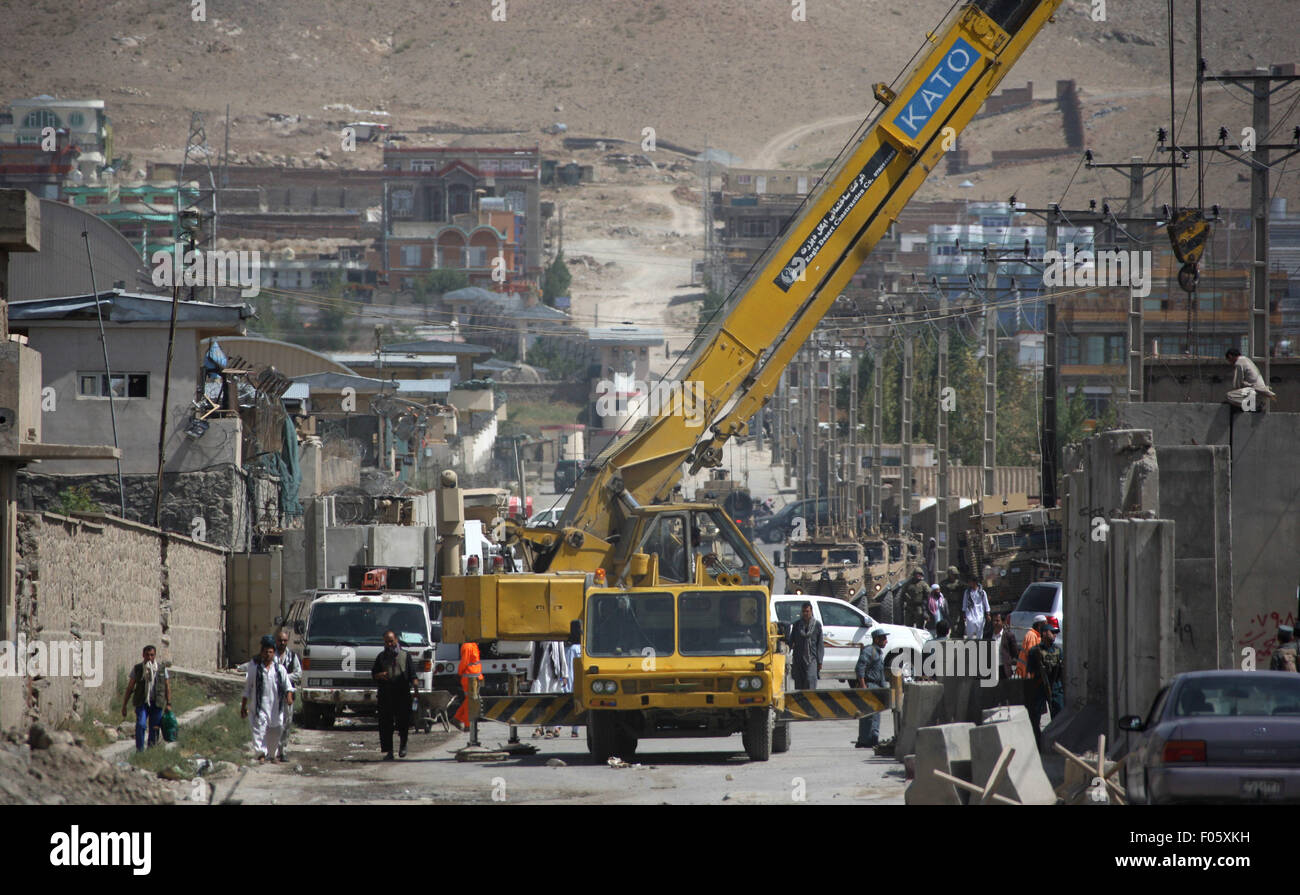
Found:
[587,592,675,658]
[789,549,824,565]
[828,549,860,564]
[678,590,766,656]
[307,602,429,647]
[864,543,886,563]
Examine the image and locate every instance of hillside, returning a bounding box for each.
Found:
[0,0,1296,208]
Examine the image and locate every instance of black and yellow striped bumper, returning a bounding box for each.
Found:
[780,688,892,721]
[479,694,586,727]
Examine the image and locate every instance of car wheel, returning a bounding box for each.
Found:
[763,528,783,544]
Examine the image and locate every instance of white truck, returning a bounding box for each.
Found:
[298,590,436,728]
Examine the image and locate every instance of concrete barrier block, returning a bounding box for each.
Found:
[970,716,1056,805]
[896,681,947,758]
[905,722,975,805]
[980,705,1028,725]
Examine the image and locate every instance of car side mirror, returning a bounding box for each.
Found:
[568,618,583,645]
[1118,714,1145,732]
[294,620,306,635]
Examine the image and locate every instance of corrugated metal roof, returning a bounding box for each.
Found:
[393,379,452,394]
[292,372,389,392]
[384,339,495,355]
[586,325,664,345]
[9,290,251,325]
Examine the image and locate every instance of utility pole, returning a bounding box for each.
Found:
[806,338,818,536]
[870,334,883,535]
[1172,65,1300,386]
[901,298,913,538]
[1043,210,1060,508]
[848,345,859,535]
[827,341,837,533]
[936,289,949,573]
[983,248,997,499]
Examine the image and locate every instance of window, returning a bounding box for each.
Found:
[68,111,84,128]
[587,592,675,658]
[678,591,765,656]
[818,600,864,629]
[740,219,773,238]
[467,246,488,268]
[400,245,421,267]
[390,189,413,217]
[736,175,752,185]
[78,373,149,399]
[22,109,60,130]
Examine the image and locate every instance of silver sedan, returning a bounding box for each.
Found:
[1119,670,1300,804]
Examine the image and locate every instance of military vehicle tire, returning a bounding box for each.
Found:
[872,590,900,625]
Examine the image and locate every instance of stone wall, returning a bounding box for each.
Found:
[0,512,225,730]
[17,465,256,551]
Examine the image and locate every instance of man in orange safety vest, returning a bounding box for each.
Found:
[455,641,483,730]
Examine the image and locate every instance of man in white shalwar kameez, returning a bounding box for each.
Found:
[530,640,567,737]
[242,635,295,761]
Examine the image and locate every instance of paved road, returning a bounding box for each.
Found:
[220,704,904,805]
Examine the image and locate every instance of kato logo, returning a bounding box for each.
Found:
[892,37,978,139]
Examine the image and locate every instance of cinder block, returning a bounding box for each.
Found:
[896,680,947,758]
[970,715,1056,805]
[980,705,1028,725]
[905,722,975,806]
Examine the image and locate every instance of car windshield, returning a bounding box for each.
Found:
[307,602,429,646]
[587,592,675,658]
[1015,584,1058,614]
[828,549,860,564]
[1171,675,1300,717]
[789,549,824,565]
[678,590,766,656]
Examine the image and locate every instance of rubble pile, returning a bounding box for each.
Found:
[0,724,174,805]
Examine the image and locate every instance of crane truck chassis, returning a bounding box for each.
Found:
[442,0,1065,761]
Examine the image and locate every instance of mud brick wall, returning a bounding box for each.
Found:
[0,512,225,729]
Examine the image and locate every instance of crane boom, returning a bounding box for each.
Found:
[548,0,1064,569]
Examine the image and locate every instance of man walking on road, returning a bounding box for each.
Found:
[854,628,889,748]
[121,644,171,752]
[961,575,989,641]
[789,602,823,690]
[241,635,294,762]
[274,628,302,761]
[373,629,419,759]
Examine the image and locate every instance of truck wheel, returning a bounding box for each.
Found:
[587,711,621,762]
[772,720,792,754]
[616,731,638,760]
[302,704,321,729]
[872,590,900,625]
[318,707,336,729]
[741,707,774,761]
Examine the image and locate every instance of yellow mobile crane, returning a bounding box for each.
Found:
[443,0,1065,761]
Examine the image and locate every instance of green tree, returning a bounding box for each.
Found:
[541,252,572,306]
[413,269,469,320]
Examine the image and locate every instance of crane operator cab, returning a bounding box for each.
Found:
[625,505,772,589]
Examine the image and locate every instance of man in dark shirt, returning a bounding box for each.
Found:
[854,629,889,748]
[372,629,420,760]
[1025,620,1063,748]
[788,602,823,690]
[990,612,1018,680]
